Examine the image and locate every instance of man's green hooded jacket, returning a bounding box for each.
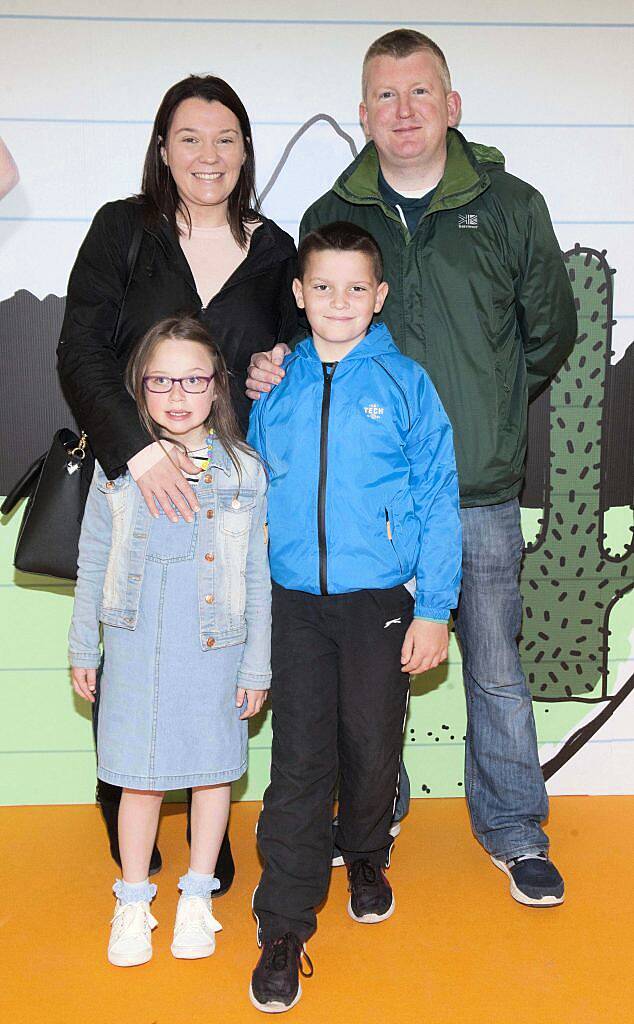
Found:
[300,128,577,507]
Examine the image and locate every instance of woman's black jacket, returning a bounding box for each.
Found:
[57,198,299,478]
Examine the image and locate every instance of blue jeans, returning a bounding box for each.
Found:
[455,499,549,859]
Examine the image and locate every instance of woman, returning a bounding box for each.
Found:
[58,75,299,892]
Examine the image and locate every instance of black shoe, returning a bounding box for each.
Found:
[347,858,395,924]
[213,830,235,896]
[96,782,162,872]
[105,823,162,877]
[491,853,565,907]
[249,933,313,1013]
[186,794,235,896]
[96,784,163,876]
[107,832,163,877]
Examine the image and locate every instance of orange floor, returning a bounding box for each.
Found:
[0,797,632,1024]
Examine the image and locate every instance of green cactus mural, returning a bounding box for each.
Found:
[399,244,633,796]
[520,246,633,709]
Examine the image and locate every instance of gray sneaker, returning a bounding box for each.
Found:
[491,852,564,906]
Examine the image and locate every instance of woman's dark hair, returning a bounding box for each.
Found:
[297,221,384,282]
[125,315,255,487]
[140,75,259,249]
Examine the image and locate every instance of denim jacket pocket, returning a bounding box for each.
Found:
[217,489,257,621]
[218,490,256,534]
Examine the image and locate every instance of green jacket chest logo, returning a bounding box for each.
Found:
[458,212,479,229]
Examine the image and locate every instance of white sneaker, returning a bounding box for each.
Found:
[171,895,223,959]
[108,900,157,967]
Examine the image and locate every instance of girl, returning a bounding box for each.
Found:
[69,316,271,967]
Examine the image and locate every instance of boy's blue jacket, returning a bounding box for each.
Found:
[247,322,462,620]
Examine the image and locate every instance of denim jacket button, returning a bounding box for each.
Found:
[206,637,215,647]
[204,474,213,483]
[206,509,214,519]
[205,594,214,604]
[204,552,214,562]
[106,481,114,489]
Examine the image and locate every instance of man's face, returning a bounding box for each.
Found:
[360,51,461,173]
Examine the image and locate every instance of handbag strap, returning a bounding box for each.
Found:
[0,453,47,515]
[111,211,145,346]
[77,210,143,469]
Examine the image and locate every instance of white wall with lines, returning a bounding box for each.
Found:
[0,0,632,804]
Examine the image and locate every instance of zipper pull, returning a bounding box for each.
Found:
[385,508,392,541]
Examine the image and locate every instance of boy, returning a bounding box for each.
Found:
[247,222,461,1013]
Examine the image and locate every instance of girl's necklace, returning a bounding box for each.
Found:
[185,431,214,471]
[204,430,214,469]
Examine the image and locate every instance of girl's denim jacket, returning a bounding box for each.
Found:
[68,444,271,690]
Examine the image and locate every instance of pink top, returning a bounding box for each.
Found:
[179,219,260,307]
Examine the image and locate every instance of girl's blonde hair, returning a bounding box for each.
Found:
[125,316,254,486]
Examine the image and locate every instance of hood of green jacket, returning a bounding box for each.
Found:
[333,128,505,216]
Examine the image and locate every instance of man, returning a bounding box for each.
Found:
[248,29,577,917]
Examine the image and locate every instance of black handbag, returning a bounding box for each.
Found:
[1,214,144,580]
[1,431,90,579]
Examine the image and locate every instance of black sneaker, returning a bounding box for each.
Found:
[347,859,395,924]
[491,852,565,907]
[98,788,163,877]
[210,831,235,896]
[249,933,313,1013]
[188,810,235,896]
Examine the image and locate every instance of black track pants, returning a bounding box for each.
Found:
[254,582,413,942]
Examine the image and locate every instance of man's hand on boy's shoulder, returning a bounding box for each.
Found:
[401,619,449,675]
[246,343,290,399]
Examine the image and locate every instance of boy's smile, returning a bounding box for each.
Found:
[293,250,388,362]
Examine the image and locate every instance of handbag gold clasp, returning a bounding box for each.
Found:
[68,432,88,461]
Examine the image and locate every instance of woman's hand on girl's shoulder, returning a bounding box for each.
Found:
[235,686,268,719]
[71,666,97,703]
[135,449,201,523]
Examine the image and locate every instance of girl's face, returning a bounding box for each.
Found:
[143,337,216,448]
[161,97,246,223]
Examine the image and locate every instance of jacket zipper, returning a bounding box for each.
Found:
[385,507,403,573]
[150,221,288,311]
[318,362,337,594]
[200,265,279,313]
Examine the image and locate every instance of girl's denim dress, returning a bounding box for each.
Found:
[69,444,271,791]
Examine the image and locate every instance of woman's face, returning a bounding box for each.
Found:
[161,97,246,220]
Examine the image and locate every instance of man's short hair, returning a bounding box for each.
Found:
[362,29,452,97]
[298,222,384,282]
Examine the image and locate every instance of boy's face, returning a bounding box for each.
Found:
[293,250,388,357]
